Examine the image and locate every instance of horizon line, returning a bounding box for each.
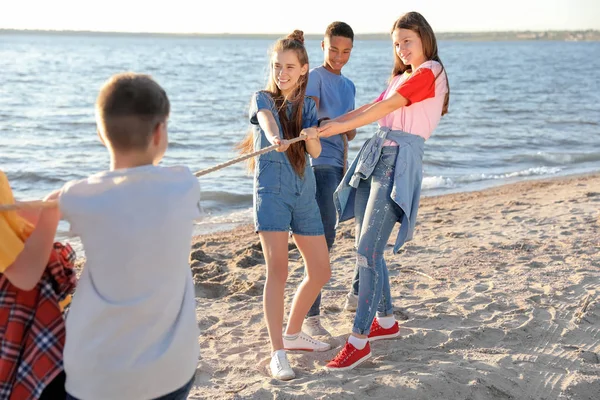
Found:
[2,28,599,38]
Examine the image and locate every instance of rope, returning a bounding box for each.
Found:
[2,200,58,212]
[194,136,304,177]
[0,136,306,212]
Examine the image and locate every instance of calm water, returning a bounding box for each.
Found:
[1,34,599,241]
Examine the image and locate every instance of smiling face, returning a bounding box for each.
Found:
[271,49,308,98]
[322,35,353,74]
[393,28,426,69]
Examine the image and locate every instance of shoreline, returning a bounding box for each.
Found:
[190,170,600,241]
[64,171,600,262]
[187,171,600,399]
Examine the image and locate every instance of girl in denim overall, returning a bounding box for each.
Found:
[237,30,332,381]
[318,12,451,371]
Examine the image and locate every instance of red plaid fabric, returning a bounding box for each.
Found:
[0,242,77,400]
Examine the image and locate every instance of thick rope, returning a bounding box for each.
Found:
[0,136,306,212]
[194,136,304,177]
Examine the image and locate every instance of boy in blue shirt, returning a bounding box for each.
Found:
[305,21,357,335]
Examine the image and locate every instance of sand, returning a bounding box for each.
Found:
[184,173,600,399]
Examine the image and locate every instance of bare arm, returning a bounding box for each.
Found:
[318,103,374,138]
[4,192,61,291]
[17,208,41,225]
[316,104,370,139]
[257,109,290,152]
[319,93,409,137]
[332,103,372,123]
[301,127,321,158]
[345,129,357,141]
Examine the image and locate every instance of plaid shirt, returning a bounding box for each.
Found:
[0,243,77,400]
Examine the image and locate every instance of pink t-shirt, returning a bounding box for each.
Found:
[375,60,448,144]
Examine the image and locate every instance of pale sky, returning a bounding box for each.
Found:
[1,0,598,34]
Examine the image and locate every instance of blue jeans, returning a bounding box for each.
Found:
[306,164,344,318]
[352,147,402,335]
[66,375,194,400]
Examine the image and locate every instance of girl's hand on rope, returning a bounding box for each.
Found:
[300,127,320,141]
[272,137,290,152]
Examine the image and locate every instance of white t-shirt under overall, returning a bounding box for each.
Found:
[59,165,201,400]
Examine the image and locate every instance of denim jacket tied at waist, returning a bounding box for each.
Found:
[333,127,425,253]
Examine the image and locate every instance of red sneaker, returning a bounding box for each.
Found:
[324,341,371,371]
[368,319,401,341]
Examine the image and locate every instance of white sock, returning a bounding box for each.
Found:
[283,332,300,340]
[348,335,368,350]
[377,315,396,329]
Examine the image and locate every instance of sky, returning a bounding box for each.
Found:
[1,0,598,34]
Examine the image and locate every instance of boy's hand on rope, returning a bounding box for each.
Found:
[43,189,61,202]
[41,189,62,221]
[317,121,345,138]
[300,128,320,141]
[272,137,290,152]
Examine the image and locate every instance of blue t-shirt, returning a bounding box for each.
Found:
[306,65,356,168]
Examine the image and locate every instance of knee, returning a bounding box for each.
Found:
[356,252,369,269]
[266,266,288,285]
[356,252,376,271]
[311,263,331,286]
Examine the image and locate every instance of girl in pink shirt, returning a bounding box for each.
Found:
[318,11,450,371]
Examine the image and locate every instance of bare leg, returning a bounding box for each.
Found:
[259,231,290,352]
[284,234,331,335]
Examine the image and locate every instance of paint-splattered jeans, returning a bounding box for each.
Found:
[352,146,403,335]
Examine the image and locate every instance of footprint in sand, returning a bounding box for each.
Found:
[526,261,546,268]
[322,304,342,314]
[578,350,600,364]
[190,260,223,280]
[189,248,215,263]
[394,308,410,321]
[197,315,220,331]
[473,282,494,293]
[231,247,264,269]
[445,231,468,238]
[195,282,228,299]
[192,362,214,386]
[424,296,450,304]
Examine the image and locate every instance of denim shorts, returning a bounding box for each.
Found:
[254,159,324,236]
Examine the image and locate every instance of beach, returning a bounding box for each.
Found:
[185,172,600,400]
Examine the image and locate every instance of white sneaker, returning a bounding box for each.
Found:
[270,350,295,381]
[344,292,358,312]
[303,316,331,337]
[283,331,331,352]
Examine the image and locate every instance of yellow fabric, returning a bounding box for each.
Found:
[59,294,72,311]
[0,172,34,272]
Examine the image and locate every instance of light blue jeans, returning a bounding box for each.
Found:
[352,146,403,335]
